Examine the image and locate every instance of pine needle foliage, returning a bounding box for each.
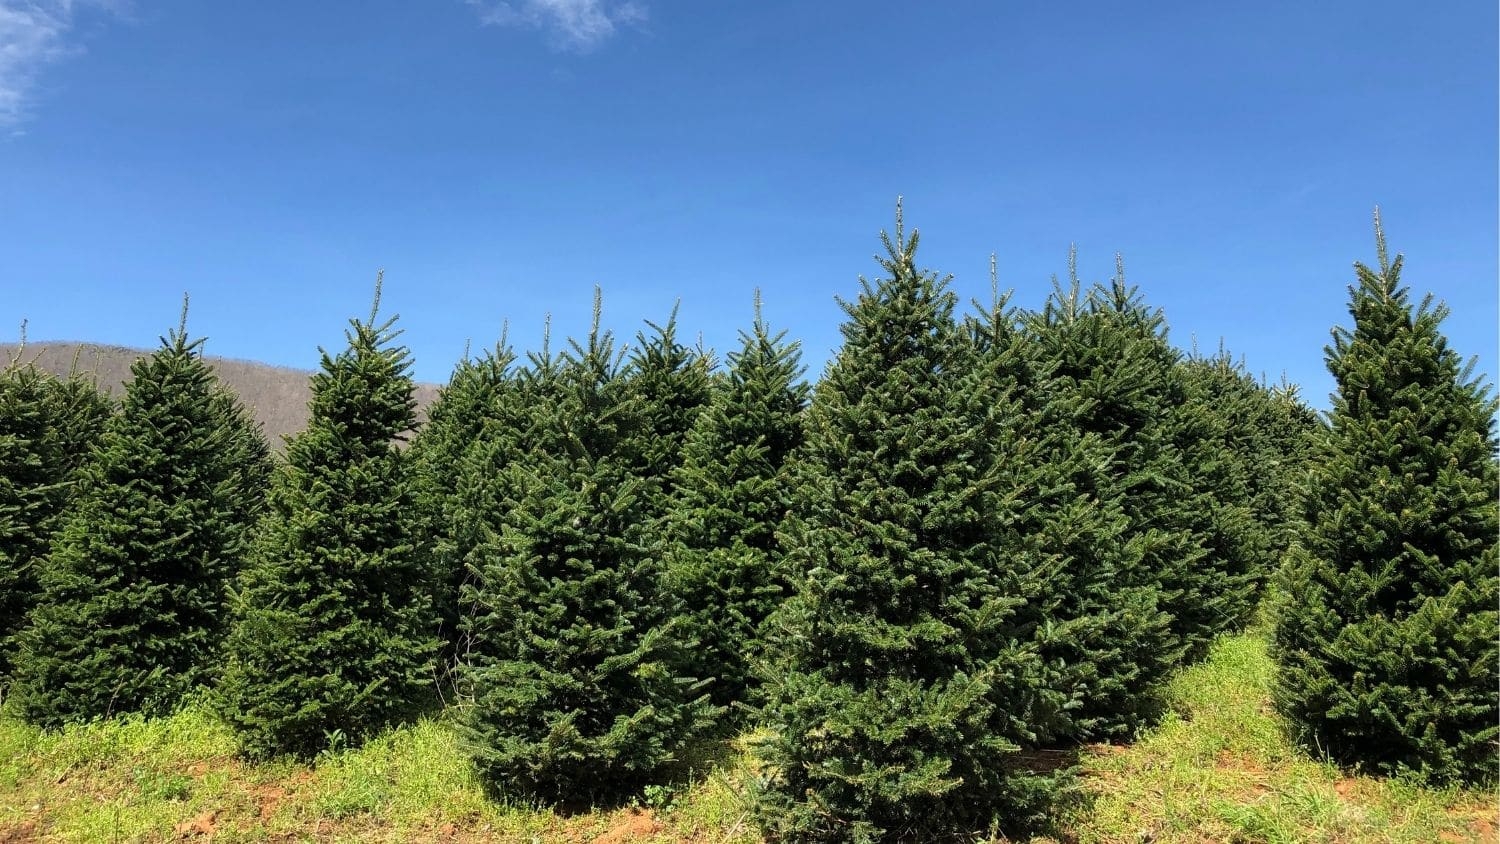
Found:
[409,337,517,676]
[625,306,713,518]
[1030,254,1263,666]
[1179,349,1321,609]
[970,285,1172,742]
[664,292,808,720]
[12,315,269,727]
[461,294,709,806]
[754,212,1059,843]
[0,347,111,683]
[1023,268,1192,728]
[1274,214,1499,786]
[218,282,436,760]
[446,328,567,677]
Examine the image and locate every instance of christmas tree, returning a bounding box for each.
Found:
[1179,349,1320,617]
[664,291,808,719]
[461,293,708,805]
[624,307,712,519]
[13,308,269,726]
[0,337,112,682]
[754,210,1059,842]
[218,279,436,759]
[409,335,516,682]
[1274,213,1498,786]
[973,276,1174,742]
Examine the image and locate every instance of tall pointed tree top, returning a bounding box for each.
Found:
[1372,206,1390,277]
[8,320,26,367]
[176,293,190,340]
[1356,207,1404,303]
[989,253,1000,310]
[876,203,920,275]
[369,269,385,326]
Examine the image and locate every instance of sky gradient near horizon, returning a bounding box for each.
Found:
[2,1,1496,407]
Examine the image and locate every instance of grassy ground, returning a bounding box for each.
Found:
[1065,634,1496,843]
[0,631,1492,843]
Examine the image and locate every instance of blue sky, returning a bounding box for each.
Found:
[2,1,1495,408]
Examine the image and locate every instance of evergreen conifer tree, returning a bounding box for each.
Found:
[447,323,567,676]
[12,309,269,726]
[664,292,808,719]
[461,293,708,805]
[1259,378,1323,556]
[0,340,112,682]
[970,278,1174,741]
[1169,359,1266,639]
[754,212,1059,842]
[218,280,436,759]
[409,337,516,678]
[1274,214,1499,786]
[1029,257,1237,663]
[1179,350,1321,609]
[625,307,712,519]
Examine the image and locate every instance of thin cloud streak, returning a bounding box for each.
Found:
[0,0,76,125]
[464,0,646,52]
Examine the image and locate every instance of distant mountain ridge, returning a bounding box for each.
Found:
[2,341,442,448]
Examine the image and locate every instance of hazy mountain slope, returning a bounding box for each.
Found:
[1,342,441,448]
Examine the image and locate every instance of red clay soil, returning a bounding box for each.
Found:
[173,809,219,838]
[590,808,663,844]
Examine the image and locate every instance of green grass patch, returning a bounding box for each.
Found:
[1,632,1491,842]
[1070,630,1495,844]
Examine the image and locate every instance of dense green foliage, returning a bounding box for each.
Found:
[1179,351,1321,599]
[460,299,708,805]
[664,295,808,719]
[1023,273,1192,733]
[409,339,516,678]
[754,220,1059,842]
[2,206,1483,819]
[218,291,436,759]
[0,357,111,682]
[969,287,1173,743]
[625,309,713,518]
[444,338,563,680]
[12,325,269,727]
[1274,220,1499,786]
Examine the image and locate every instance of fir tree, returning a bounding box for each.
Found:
[218,280,436,759]
[1029,256,1238,664]
[1169,358,1266,639]
[461,293,708,805]
[664,291,808,719]
[754,211,1059,842]
[1259,378,1323,556]
[1179,350,1321,612]
[0,339,112,682]
[409,336,516,679]
[447,322,567,675]
[12,309,269,726]
[1274,213,1499,786]
[625,306,713,519]
[970,276,1174,742]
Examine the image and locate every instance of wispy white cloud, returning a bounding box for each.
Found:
[464,0,646,52]
[0,1,75,125]
[0,0,120,127]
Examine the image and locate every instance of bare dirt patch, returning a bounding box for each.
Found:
[173,809,218,838]
[591,808,663,844]
[0,821,41,844]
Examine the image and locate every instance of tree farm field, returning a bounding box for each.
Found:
[1,626,1491,844]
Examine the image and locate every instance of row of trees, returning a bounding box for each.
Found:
[0,210,1493,842]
